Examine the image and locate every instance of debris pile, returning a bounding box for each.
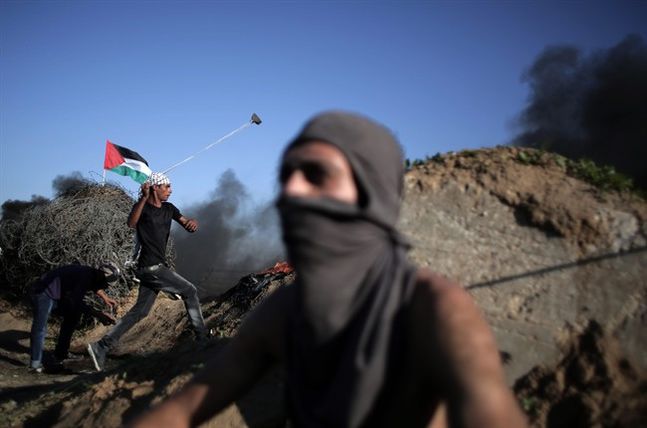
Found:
[203,262,294,338]
[514,321,647,427]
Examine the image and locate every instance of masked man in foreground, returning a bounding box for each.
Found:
[130,112,527,427]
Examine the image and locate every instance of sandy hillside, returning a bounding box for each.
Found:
[1,147,646,427]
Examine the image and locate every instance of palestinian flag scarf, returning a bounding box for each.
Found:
[103,140,151,184]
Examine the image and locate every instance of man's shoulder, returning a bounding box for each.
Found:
[409,268,468,314]
[138,202,178,216]
[161,202,180,214]
[414,268,462,292]
[137,201,178,209]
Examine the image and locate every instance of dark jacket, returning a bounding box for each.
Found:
[31,265,107,316]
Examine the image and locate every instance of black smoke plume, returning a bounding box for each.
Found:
[1,172,91,222]
[172,169,284,297]
[52,171,90,197]
[512,34,647,188]
[1,195,49,222]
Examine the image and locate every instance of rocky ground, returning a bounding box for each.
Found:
[1,147,646,427]
[514,321,646,427]
[0,270,293,428]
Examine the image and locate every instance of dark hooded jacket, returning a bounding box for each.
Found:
[278,111,425,427]
[31,265,108,316]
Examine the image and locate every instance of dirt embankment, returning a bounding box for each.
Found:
[1,147,646,427]
[514,321,646,428]
[0,272,293,428]
[400,147,646,379]
[398,146,647,425]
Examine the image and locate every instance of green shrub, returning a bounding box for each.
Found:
[429,152,444,163]
[515,149,545,165]
[567,158,635,193]
[515,149,643,197]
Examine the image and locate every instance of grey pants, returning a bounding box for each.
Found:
[100,265,206,350]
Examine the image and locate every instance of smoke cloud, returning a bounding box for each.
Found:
[2,172,93,221]
[2,170,283,297]
[512,34,647,188]
[52,171,90,196]
[172,169,284,297]
[1,195,49,222]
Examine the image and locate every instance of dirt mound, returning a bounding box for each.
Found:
[0,270,293,427]
[514,321,647,427]
[404,147,646,253]
[2,147,646,427]
[400,147,647,385]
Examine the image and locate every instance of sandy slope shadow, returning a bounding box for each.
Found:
[0,346,199,427]
[0,330,30,354]
[7,336,285,427]
[0,377,81,403]
[23,402,64,428]
[0,351,27,367]
[0,329,30,367]
[116,340,287,428]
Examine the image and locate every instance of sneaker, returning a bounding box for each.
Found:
[66,352,85,361]
[29,366,44,374]
[87,342,107,372]
[196,328,215,344]
[54,352,84,363]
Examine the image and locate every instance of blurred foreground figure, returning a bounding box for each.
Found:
[131,112,527,427]
[29,263,118,373]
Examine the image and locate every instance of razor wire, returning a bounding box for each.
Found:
[0,182,146,304]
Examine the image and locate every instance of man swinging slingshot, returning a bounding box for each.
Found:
[90,113,263,371]
[87,172,209,371]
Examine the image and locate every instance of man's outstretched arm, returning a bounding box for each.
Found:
[128,286,290,427]
[177,216,198,233]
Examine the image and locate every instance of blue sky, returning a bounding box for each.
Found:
[1,1,646,208]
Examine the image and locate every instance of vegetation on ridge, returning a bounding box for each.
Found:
[406,147,644,198]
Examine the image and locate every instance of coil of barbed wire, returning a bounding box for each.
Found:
[0,181,176,317]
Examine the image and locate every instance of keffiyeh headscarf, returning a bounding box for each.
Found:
[278,111,417,427]
[146,172,171,186]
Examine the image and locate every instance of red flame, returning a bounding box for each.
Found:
[258,261,294,275]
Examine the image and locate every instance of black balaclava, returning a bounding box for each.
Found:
[277,111,417,427]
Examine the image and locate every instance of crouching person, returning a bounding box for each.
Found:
[29,263,118,373]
